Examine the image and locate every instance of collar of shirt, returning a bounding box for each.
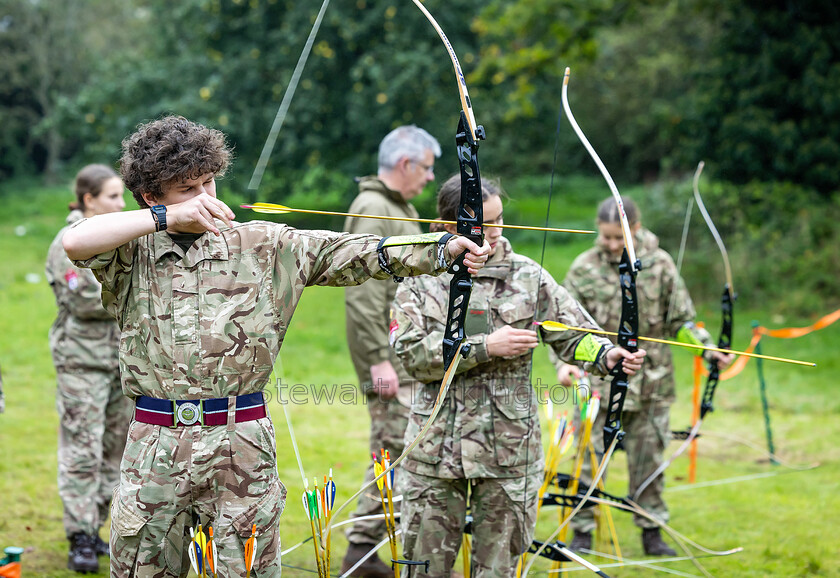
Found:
[152,220,231,266]
[358,176,410,206]
[473,236,512,280]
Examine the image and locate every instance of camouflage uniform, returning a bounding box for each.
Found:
[392,238,615,578]
[343,177,421,547]
[46,210,132,539]
[560,228,714,532]
[72,219,454,577]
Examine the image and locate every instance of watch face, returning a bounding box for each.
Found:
[151,205,166,230]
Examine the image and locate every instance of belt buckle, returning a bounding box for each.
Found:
[175,400,203,427]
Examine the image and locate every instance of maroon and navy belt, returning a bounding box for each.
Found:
[134,392,267,427]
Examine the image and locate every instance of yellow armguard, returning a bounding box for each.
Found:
[676,323,705,356]
[574,333,606,363]
[378,232,449,247]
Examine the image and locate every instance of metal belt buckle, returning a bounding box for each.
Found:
[175,400,202,427]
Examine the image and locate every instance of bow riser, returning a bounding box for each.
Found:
[603,249,640,452]
[700,283,734,418]
[442,111,485,369]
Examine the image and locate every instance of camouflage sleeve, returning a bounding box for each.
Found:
[540,271,613,376]
[70,220,138,323]
[276,227,450,288]
[391,277,488,383]
[46,230,112,321]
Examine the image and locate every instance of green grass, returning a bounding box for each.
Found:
[0,181,838,576]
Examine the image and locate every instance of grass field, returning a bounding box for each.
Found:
[0,180,838,577]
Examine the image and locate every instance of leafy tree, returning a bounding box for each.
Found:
[676,0,840,194]
[0,0,134,180]
[71,0,488,199]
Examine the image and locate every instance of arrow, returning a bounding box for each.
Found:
[536,320,815,367]
[241,202,594,235]
[188,526,200,576]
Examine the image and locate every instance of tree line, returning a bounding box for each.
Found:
[2,0,839,312]
[2,0,838,195]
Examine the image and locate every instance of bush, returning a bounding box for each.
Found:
[644,175,840,315]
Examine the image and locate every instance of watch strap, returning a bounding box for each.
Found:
[150,204,167,232]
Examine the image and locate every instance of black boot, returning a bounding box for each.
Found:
[340,543,393,578]
[569,531,592,553]
[68,532,99,573]
[642,528,677,556]
[93,533,109,557]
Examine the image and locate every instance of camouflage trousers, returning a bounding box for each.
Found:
[399,470,541,578]
[345,393,409,546]
[571,402,671,532]
[110,416,286,577]
[56,369,132,537]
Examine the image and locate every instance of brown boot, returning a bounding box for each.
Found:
[642,528,677,556]
[568,531,592,553]
[340,543,393,578]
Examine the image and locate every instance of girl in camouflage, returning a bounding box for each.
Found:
[46,164,132,573]
[391,176,645,578]
[555,196,732,557]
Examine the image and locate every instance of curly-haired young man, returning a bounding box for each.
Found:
[63,115,488,577]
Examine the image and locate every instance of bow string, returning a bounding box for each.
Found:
[559,68,641,453]
[523,66,638,576]
[633,160,735,501]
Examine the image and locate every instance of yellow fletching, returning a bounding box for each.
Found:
[374,461,384,491]
[246,202,292,214]
[539,320,570,332]
[196,526,207,552]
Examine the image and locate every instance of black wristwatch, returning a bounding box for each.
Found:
[150,205,167,232]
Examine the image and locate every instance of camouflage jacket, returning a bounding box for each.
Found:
[46,210,120,372]
[72,219,452,400]
[344,177,422,392]
[392,237,614,479]
[562,227,713,409]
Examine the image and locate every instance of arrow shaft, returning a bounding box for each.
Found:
[539,322,815,367]
[241,204,594,235]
